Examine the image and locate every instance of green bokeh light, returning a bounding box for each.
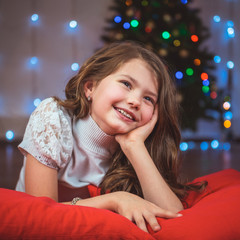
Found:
[162,31,171,39]
[202,86,210,93]
[186,68,194,76]
[130,19,139,28]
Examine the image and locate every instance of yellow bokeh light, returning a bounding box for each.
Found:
[224,120,231,128]
[173,40,181,47]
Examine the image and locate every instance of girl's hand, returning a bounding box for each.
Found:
[112,191,182,233]
[72,191,182,233]
[115,107,158,150]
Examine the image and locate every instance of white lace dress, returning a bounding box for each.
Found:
[15,98,118,201]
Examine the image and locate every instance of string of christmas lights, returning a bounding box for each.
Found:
[212,8,235,133]
[5,4,80,141]
[30,1,40,108]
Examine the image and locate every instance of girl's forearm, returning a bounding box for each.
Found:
[63,192,117,211]
[122,142,183,212]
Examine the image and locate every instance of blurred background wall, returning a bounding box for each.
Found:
[0,0,239,142]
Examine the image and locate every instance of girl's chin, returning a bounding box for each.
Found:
[101,120,138,135]
[102,126,133,136]
[113,127,137,135]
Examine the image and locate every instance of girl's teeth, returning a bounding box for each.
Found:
[117,109,133,120]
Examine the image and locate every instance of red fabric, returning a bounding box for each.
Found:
[0,169,240,240]
[0,189,153,240]
[88,184,102,197]
[151,169,240,240]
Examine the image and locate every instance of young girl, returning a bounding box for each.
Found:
[16,41,204,233]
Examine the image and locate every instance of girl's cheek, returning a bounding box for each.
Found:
[142,109,154,125]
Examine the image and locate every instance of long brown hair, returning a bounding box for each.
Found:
[55,41,206,201]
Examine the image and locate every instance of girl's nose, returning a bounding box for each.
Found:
[127,95,141,110]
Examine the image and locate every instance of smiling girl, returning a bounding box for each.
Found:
[16,41,204,233]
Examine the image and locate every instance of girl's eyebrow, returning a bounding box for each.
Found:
[119,74,158,99]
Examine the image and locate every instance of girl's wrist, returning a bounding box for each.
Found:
[107,192,118,212]
[72,192,119,212]
[106,192,124,213]
[121,141,146,154]
[109,191,131,214]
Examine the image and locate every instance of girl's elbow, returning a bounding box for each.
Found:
[172,202,184,213]
[164,200,184,213]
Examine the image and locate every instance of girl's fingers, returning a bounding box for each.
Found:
[115,192,182,232]
[124,214,133,222]
[143,212,161,232]
[133,213,149,233]
[143,209,182,232]
[156,209,183,219]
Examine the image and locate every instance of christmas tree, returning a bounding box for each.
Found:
[101,0,221,131]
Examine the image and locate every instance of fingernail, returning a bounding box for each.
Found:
[177,213,183,217]
[154,225,161,231]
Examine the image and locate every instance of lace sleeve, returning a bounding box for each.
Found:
[18,98,73,169]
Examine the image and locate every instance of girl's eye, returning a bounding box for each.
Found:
[122,81,131,89]
[144,96,154,104]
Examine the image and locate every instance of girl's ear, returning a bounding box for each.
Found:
[84,80,95,98]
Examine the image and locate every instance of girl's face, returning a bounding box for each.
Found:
[85,58,158,135]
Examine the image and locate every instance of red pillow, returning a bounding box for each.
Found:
[0,188,153,240]
[1,169,240,240]
[151,169,240,239]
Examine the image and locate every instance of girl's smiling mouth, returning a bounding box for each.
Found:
[114,107,136,121]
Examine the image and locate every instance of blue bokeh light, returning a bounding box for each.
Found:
[214,55,221,63]
[213,15,221,23]
[31,14,39,22]
[30,56,38,65]
[180,142,188,151]
[175,71,183,79]
[69,20,78,29]
[202,80,210,86]
[71,63,79,71]
[181,0,188,4]
[227,20,234,27]
[33,98,41,107]
[114,16,122,23]
[200,141,209,151]
[227,61,234,69]
[211,140,219,149]
[6,130,14,141]
[123,22,130,29]
[227,27,235,38]
[223,142,231,151]
[224,111,233,120]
